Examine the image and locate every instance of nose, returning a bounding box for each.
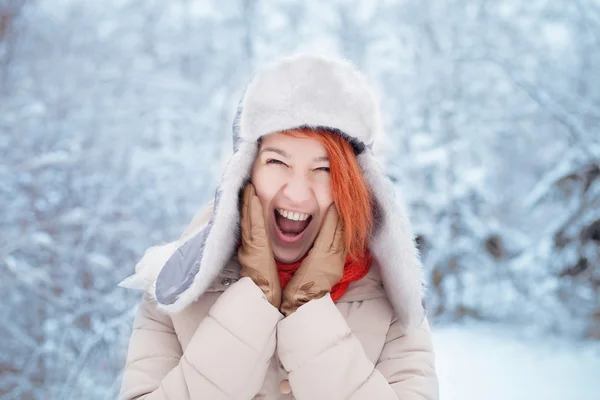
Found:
[281,174,313,205]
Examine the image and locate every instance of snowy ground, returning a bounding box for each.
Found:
[434,322,600,400]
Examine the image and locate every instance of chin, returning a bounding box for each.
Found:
[272,249,303,264]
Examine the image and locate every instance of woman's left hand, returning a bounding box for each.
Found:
[280,204,346,317]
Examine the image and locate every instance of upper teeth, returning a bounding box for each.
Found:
[276,209,311,221]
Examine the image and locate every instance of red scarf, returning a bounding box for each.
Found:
[275,252,372,301]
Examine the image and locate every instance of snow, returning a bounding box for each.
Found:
[31,231,54,247]
[26,151,72,170]
[435,322,600,400]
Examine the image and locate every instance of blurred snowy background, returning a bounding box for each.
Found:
[1,0,599,398]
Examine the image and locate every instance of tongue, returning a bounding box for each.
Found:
[275,212,311,235]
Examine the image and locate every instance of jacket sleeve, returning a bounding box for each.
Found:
[119,277,283,400]
[276,295,439,400]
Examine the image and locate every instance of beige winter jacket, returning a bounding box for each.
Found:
[119,205,439,400]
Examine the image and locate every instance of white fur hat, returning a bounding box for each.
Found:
[124,54,425,330]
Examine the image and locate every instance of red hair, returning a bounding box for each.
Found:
[283,128,373,261]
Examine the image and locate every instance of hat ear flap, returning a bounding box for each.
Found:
[358,151,426,331]
[154,140,258,314]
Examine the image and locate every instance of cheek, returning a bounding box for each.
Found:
[251,166,284,210]
[313,179,334,212]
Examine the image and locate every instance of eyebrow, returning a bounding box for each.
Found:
[260,147,290,158]
[260,147,329,163]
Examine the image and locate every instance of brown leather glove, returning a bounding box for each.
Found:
[237,183,282,309]
[280,204,347,317]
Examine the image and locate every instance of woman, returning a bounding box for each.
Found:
[118,54,439,399]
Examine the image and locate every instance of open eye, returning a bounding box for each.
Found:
[315,167,330,173]
[266,159,287,167]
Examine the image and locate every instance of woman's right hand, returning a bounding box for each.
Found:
[237,183,282,309]
[280,204,346,316]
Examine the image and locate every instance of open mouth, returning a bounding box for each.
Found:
[274,208,312,237]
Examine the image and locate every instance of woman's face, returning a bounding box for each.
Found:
[251,131,333,263]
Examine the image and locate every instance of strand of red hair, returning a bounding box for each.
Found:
[283,127,373,262]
